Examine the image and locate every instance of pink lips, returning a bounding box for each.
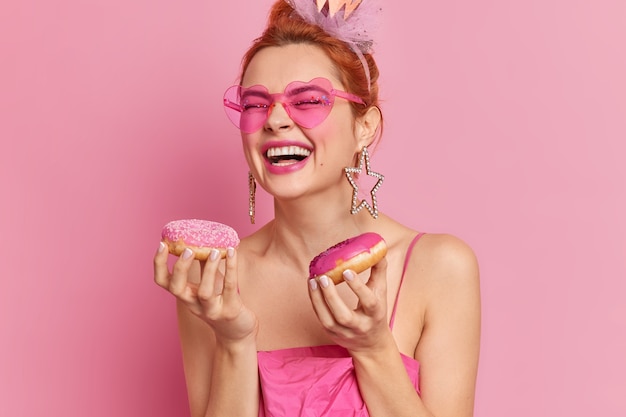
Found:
[261,140,313,175]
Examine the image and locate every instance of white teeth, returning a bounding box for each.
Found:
[266,146,311,158]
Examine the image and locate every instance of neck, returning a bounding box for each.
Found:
[263,192,380,270]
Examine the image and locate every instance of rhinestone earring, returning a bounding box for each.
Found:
[344,146,384,219]
[248,171,256,224]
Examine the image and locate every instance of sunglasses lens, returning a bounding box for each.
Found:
[284,78,334,129]
[223,85,244,130]
[223,85,272,133]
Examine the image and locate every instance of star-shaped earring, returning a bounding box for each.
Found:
[344,146,384,219]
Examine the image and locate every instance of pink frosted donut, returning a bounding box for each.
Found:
[161,219,240,260]
[309,232,387,284]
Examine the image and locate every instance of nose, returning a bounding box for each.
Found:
[264,102,294,132]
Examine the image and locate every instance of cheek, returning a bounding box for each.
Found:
[316,119,358,156]
[309,123,336,145]
[241,132,261,149]
[313,112,355,144]
[241,134,260,164]
[309,122,360,169]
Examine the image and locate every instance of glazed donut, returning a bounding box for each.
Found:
[309,232,387,284]
[161,219,240,261]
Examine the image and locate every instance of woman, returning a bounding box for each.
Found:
[154,1,480,416]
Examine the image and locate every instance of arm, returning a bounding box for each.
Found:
[309,234,480,417]
[155,245,260,417]
[412,235,481,417]
[178,301,259,417]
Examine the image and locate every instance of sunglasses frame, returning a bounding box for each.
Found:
[223,77,365,133]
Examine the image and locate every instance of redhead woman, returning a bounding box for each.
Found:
[154,1,480,416]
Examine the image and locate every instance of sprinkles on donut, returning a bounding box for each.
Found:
[161,219,240,261]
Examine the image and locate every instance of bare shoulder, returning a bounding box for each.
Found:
[399,232,480,325]
[378,216,478,282]
[411,233,479,287]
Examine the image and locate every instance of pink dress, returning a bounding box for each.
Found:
[257,233,425,417]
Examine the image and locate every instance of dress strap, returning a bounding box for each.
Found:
[389,233,426,330]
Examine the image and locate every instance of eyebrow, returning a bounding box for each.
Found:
[241,89,271,100]
[240,83,330,101]
[288,85,327,97]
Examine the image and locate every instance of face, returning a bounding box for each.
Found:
[239,43,367,201]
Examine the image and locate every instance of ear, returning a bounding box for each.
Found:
[354,106,382,149]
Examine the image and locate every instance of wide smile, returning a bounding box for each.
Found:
[261,142,313,174]
[265,145,312,166]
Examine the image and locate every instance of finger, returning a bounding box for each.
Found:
[308,277,336,328]
[343,269,384,318]
[197,249,222,302]
[363,257,388,313]
[154,242,171,289]
[315,275,356,327]
[365,256,388,294]
[221,247,239,297]
[169,248,196,298]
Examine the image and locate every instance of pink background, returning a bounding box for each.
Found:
[1,0,624,415]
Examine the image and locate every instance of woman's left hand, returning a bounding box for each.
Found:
[308,257,392,352]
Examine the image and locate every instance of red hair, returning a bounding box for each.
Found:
[239,0,383,140]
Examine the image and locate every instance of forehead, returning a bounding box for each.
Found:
[242,43,343,91]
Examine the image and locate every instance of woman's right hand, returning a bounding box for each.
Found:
[154,243,258,344]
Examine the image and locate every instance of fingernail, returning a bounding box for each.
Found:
[343,270,355,282]
[209,249,220,261]
[319,275,330,288]
[227,247,235,258]
[158,242,166,253]
[309,278,318,291]
[182,248,193,260]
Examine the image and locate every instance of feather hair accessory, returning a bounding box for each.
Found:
[285,0,382,90]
